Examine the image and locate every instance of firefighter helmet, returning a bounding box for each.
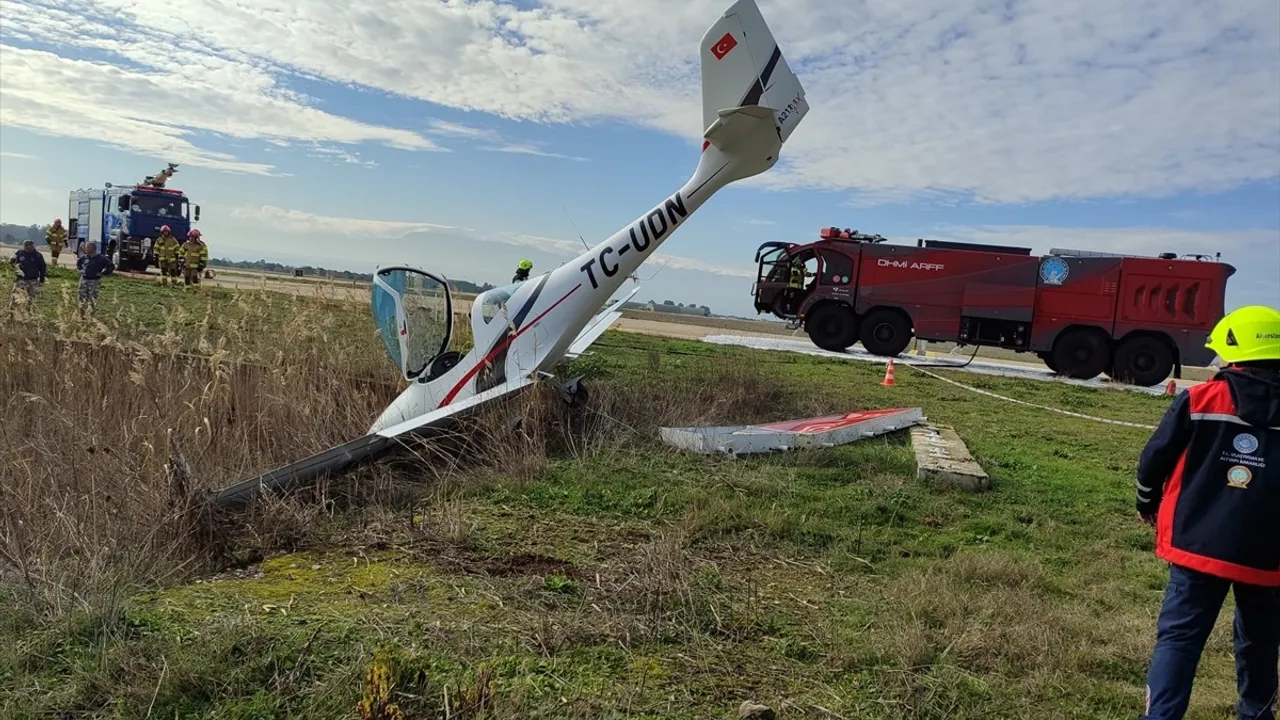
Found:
[161,225,171,233]
[188,228,202,239]
[1206,305,1280,364]
[518,259,533,270]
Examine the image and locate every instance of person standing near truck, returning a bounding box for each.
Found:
[1135,304,1280,720]
[46,218,67,267]
[180,228,207,286]
[9,240,47,313]
[75,242,114,316]
[153,225,181,286]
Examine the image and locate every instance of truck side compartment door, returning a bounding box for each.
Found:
[1030,256,1122,351]
[1112,258,1234,368]
[1117,266,1218,328]
[88,195,104,249]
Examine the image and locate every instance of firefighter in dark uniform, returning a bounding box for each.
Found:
[789,263,805,289]
[1136,304,1280,720]
[782,259,806,314]
[512,259,533,283]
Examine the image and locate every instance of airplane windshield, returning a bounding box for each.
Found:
[477,282,523,324]
[370,267,452,380]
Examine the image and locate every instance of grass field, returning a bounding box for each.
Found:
[0,269,1243,719]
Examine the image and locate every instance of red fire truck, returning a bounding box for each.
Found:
[751,228,1237,386]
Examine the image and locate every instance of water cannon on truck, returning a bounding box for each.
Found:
[67,163,200,272]
[751,227,1237,387]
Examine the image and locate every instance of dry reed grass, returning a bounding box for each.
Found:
[0,285,411,626]
[0,290,811,633]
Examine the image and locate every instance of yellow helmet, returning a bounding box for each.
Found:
[1206,305,1280,364]
[518,259,533,270]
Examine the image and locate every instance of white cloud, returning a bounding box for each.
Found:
[502,233,589,256]
[500,232,751,277]
[229,205,464,239]
[647,254,753,279]
[228,204,752,279]
[3,0,1277,201]
[426,119,500,142]
[485,143,588,162]
[306,145,378,168]
[0,2,440,175]
[1,151,40,160]
[426,119,587,161]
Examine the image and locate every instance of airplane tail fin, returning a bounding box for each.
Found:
[694,0,808,186]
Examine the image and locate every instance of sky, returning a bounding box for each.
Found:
[1,0,1277,318]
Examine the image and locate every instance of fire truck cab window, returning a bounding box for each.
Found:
[132,195,185,217]
[790,250,818,284]
[818,249,854,285]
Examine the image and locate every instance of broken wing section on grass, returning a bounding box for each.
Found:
[209,377,535,510]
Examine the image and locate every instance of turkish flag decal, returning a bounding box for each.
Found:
[710,32,738,59]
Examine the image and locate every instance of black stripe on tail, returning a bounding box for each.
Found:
[740,46,782,107]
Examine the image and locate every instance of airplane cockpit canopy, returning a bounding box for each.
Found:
[371,266,453,381]
[475,281,524,324]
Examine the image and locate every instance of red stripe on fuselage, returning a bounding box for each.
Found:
[438,284,583,407]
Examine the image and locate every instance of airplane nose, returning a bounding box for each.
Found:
[369,382,432,434]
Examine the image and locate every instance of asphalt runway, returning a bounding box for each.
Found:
[698,334,1203,396]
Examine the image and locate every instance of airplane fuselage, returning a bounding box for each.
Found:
[368,146,747,434]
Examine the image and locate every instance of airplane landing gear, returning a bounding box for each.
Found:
[556,376,589,409]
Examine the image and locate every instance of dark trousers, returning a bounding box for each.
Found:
[1142,564,1280,720]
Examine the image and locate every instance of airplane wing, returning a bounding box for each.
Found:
[565,284,641,359]
[209,377,535,510]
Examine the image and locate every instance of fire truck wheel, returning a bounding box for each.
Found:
[805,304,858,351]
[1051,329,1111,380]
[1111,335,1174,387]
[859,308,913,357]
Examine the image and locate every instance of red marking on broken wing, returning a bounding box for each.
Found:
[701,139,710,152]
[438,284,583,407]
[710,32,737,60]
[755,408,911,434]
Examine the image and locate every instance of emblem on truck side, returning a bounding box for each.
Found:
[1039,256,1069,286]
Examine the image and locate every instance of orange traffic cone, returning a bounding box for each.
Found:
[1164,380,1177,396]
[881,359,897,387]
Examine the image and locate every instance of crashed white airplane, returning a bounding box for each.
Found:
[212,0,811,508]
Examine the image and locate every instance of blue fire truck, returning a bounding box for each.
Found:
[67,180,200,272]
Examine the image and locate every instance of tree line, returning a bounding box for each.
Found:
[204,258,496,295]
[1,223,51,246]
